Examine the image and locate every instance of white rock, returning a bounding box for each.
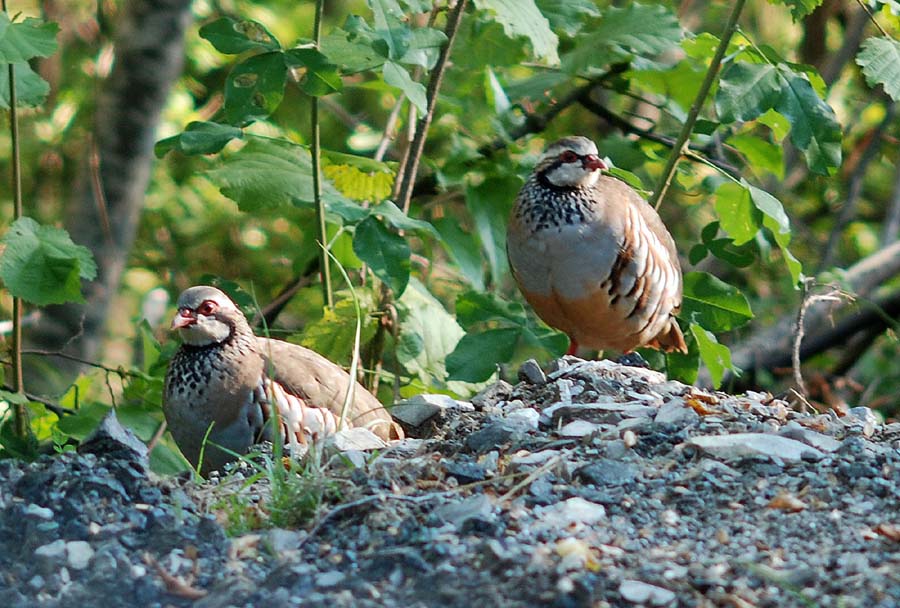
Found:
[390,393,473,426]
[326,427,387,451]
[687,433,824,462]
[537,497,605,529]
[778,421,842,452]
[558,420,604,438]
[34,539,67,561]
[504,407,540,431]
[66,541,94,570]
[619,579,676,606]
[509,450,559,468]
[24,504,54,519]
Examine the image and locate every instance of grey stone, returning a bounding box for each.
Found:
[575,459,639,486]
[433,494,494,528]
[443,460,487,484]
[558,420,604,438]
[24,504,54,519]
[536,497,605,529]
[326,427,387,451]
[518,359,547,385]
[778,421,842,452]
[655,400,700,426]
[470,380,514,410]
[619,579,676,606]
[65,541,94,570]
[504,407,540,431]
[315,571,346,588]
[79,410,149,464]
[465,422,515,453]
[687,433,824,462]
[264,528,303,554]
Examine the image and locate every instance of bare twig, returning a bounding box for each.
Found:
[854,0,890,37]
[395,0,468,213]
[147,419,168,453]
[791,280,845,406]
[650,0,747,210]
[21,349,144,378]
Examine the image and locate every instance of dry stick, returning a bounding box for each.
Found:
[854,0,890,37]
[311,0,333,309]
[4,0,26,438]
[395,0,469,214]
[649,0,747,211]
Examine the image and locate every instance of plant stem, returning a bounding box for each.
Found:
[4,0,27,438]
[650,0,746,211]
[311,0,333,309]
[395,0,468,213]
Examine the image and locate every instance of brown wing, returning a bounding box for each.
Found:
[255,338,401,440]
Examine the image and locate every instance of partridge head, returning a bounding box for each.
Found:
[163,286,400,474]
[507,136,687,356]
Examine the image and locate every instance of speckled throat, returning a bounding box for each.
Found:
[513,175,595,233]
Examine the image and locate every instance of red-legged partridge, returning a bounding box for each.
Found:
[507,136,687,355]
[163,285,400,474]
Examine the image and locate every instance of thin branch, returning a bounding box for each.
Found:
[311,0,333,309]
[854,0,890,37]
[649,0,747,211]
[395,0,468,214]
[20,349,144,378]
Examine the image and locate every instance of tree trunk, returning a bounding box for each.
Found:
[26,0,192,387]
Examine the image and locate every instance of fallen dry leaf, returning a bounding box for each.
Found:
[144,553,207,600]
[766,491,807,513]
[685,398,717,416]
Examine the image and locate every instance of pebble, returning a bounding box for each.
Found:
[536,497,606,529]
[655,400,700,426]
[575,460,638,487]
[517,359,547,385]
[687,433,825,462]
[619,579,676,606]
[65,541,94,570]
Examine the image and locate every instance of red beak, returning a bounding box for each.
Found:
[583,154,607,171]
[170,308,196,330]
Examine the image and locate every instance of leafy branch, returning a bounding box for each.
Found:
[311,0,333,309]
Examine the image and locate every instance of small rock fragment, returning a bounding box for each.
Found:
[558,420,603,438]
[79,410,149,465]
[619,579,676,606]
[655,400,700,426]
[433,494,494,528]
[504,407,540,432]
[536,497,605,529]
[575,460,638,487]
[518,359,547,385]
[391,394,473,427]
[66,541,94,570]
[325,427,387,451]
[687,433,824,462]
[443,460,487,484]
[778,421,842,452]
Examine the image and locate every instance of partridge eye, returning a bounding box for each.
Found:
[560,150,579,163]
[197,300,218,316]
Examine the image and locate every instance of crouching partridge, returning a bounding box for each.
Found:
[163,285,400,474]
[507,136,687,355]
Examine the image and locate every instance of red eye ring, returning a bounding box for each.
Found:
[197,300,218,316]
[559,150,579,163]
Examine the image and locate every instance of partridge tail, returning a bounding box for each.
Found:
[648,318,688,354]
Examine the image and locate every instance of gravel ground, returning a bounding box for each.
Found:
[1,357,899,607]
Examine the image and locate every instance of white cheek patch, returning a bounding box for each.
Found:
[180,316,231,345]
[547,163,600,188]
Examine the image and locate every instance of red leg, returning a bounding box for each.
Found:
[566,338,579,356]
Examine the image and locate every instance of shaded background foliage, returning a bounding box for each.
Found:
[1,0,900,472]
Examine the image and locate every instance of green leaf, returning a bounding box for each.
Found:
[199,17,280,54]
[744,180,790,236]
[763,214,804,285]
[774,71,842,175]
[284,48,343,96]
[368,0,410,60]
[473,0,560,65]
[446,327,520,382]
[321,28,385,73]
[56,402,110,441]
[0,15,58,62]
[323,164,394,202]
[300,292,378,365]
[400,27,447,69]
[382,61,427,113]
[715,62,782,123]
[0,61,50,108]
[681,271,753,333]
[0,217,97,305]
[433,218,485,290]
[155,121,243,157]
[565,3,681,73]
[856,37,900,102]
[727,133,784,179]
[714,182,760,245]
[207,137,348,211]
[771,0,825,21]
[690,323,736,388]
[370,201,439,238]
[396,278,467,392]
[535,0,599,37]
[466,174,521,285]
[224,52,288,125]
[455,290,526,328]
[353,216,411,295]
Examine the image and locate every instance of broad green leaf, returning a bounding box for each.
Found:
[535,0,599,37]
[774,71,842,175]
[715,62,782,123]
[433,218,485,290]
[0,61,50,108]
[0,217,97,305]
[56,402,109,441]
[856,37,900,101]
[455,290,526,328]
[155,121,243,157]
[466,174,521,285]
[455,21,529,69]
[763,214,804,285]
[26,402,59,442]
[0,15,58,62]
[714,182,760,245]
[300,292,379,365]
[473,0,560,65]
[771,0,825,20]
[727,133,784,179]
[150,443,191,476]
[199,17,280,54]
[681,271,753,333]
[628,60,704,116]
[321,28,385,73]
[565,3,682,73]
[224,52,288,125]
[400,27,447,69]
[323,164,394,201]
[446,327,520,382]
[382,61,427,112]
[396,278,467,392]
[207,138,348,211]
[368,0,410,60]
[690,323,736,388]
[353,216,411,295]
[371,201,439,238]
[664,336,700,386]
[745,181,790,236]
[284,48,343,96]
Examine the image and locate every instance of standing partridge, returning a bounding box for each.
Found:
[163,285,400,474]
[507,136,687,356]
